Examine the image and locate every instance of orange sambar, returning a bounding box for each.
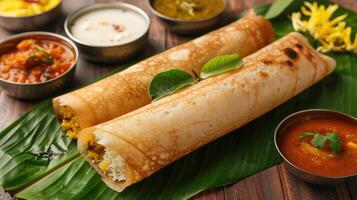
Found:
[279,117,357,177]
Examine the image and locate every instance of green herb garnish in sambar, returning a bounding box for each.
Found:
[152,0,225,21]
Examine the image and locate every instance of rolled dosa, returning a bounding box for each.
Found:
[53,12,274,138]
[77,32,336,192]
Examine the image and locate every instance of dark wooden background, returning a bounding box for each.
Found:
[0,0,356,199]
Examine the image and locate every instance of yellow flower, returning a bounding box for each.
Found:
[291,1,357,54]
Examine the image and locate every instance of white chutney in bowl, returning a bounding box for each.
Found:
[71,8,149,46]
[65,3,150,63]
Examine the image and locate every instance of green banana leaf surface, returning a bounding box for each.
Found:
[0,0,356,199]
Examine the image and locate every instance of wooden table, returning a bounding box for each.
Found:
[0,0,356,199]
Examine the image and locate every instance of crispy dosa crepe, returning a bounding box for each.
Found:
[78,32,336,192]
[53,12,274,138]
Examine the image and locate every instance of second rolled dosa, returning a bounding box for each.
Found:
[78,32,336,192]
[53,12,274,138]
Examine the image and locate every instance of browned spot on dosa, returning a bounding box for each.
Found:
[296,43,303,49]
[259,71,269,78]
[284,48,298,60]
[262,60,273,65]
[286,60,293,66]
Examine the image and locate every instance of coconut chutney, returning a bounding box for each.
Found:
[70,8,149,46]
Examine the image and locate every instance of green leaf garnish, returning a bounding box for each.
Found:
[149,69,198,101]
[149,54,244,101]
[312,134,327,149]
[299,131,316,140]
[326,132,343,154]
[265,0,294,19]
[34,45,54,64]
[25,45,54,69]
[200,54,243,79]
[299,131,343,155]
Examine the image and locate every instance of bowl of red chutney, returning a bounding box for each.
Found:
[0,32,78,100]
[274,109,357,184]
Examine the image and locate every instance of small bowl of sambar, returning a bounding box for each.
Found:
[149,0,226,35]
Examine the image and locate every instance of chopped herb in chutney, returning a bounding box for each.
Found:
[300,131,342,155]
[152,0,225,21]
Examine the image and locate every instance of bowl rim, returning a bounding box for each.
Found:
[0,0,62,19]
[148,0,227,23]
[274,108,357,180]
[64,2,151,48]
[0,31,79,86]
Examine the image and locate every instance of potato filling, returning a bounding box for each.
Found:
[84,133,126,182]
[58,106,80,139]
[347,141,357,150]
[83,133,105,163]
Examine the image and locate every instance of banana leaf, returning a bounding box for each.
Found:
[1,0,356,199]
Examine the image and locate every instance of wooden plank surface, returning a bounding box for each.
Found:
[0,0,356,199]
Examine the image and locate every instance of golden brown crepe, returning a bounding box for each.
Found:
[53,12,274,138]
[77,32,336,192]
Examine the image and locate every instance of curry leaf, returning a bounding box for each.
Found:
[149,54,244,101]
[200,54,243,79]
[149,69,198,101]
[326,132,343,154]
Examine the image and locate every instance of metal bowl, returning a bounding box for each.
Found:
[0,32,78,100]
[0,1,62,32]
[64,3,150,63]
[274,109,357,185]
[148,0,227,35]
